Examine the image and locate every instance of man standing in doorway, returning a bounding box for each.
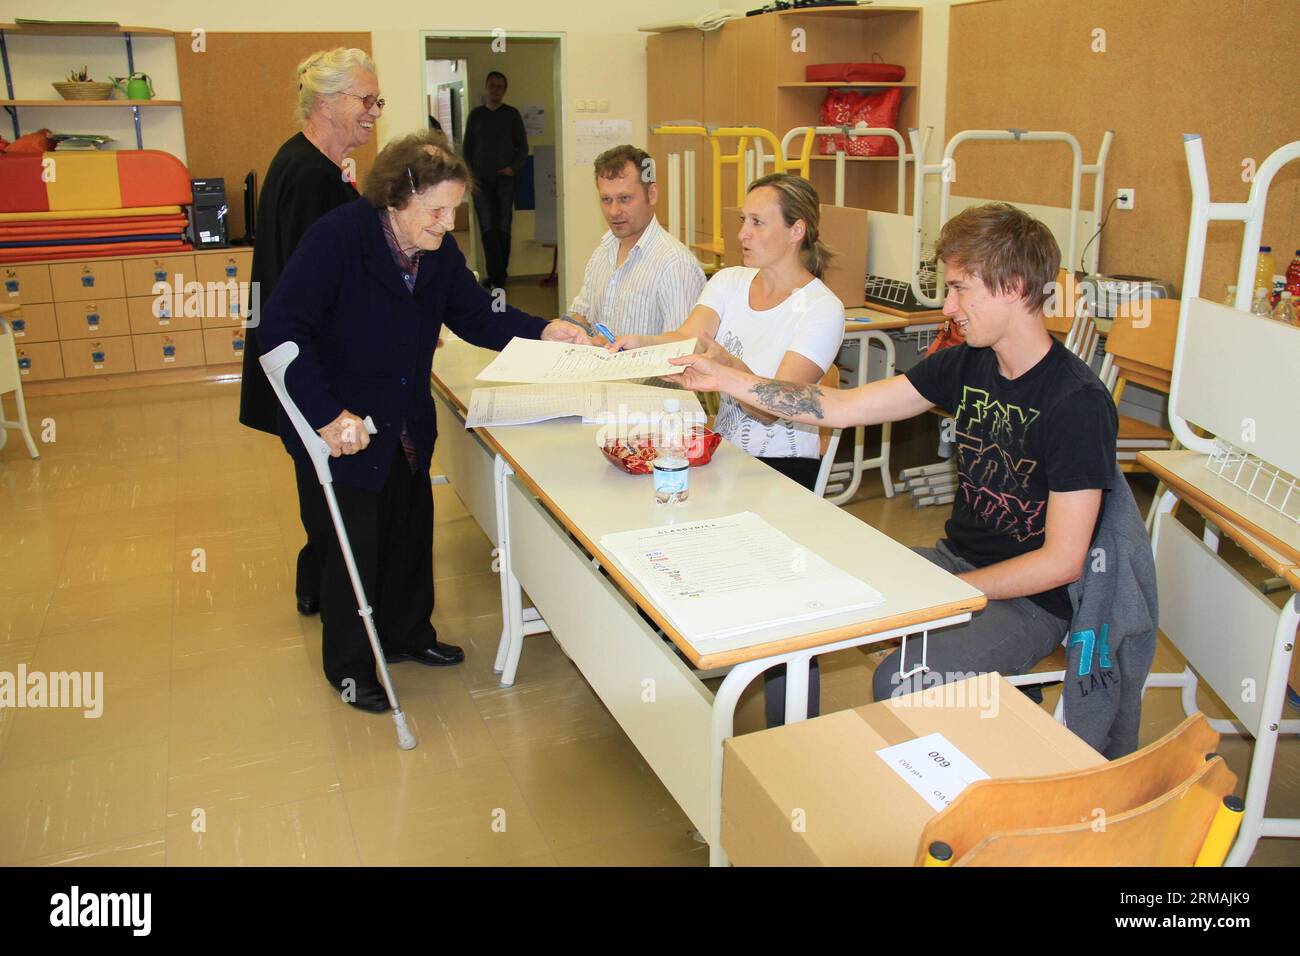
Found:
[462,70,529,289]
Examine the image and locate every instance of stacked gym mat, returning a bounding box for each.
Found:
[0,149,192,262]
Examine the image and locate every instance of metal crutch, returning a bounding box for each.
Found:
[260,341,417,750]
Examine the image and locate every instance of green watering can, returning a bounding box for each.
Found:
[112,72,154,100]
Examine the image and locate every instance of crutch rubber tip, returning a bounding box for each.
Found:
[393,710,417,750]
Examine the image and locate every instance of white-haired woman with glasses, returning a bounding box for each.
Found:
[257,130,591,713]
[240,47,386,617]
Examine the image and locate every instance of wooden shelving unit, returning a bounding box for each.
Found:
[0,22,180,148]
[648,4,923,243]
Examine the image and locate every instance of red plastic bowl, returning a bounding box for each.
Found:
[600,428,722,475]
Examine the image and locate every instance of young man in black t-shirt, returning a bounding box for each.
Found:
[669,202,1118,700]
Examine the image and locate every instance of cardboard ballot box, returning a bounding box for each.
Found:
[721,673,1104,866]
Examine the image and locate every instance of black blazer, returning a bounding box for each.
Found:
[257,197,547,491]
[239,133,360,433]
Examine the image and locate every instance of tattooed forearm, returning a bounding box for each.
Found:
[747,380,826,421]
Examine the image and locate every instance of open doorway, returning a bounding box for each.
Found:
[422,32,563,316]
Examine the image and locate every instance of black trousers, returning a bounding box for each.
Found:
[756,455,823,727]
[472,173,516,286]
[294,447,437,688]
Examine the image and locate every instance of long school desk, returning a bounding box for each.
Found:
[431,340,986,865]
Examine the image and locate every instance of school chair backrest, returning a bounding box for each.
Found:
[916,712,1242,866]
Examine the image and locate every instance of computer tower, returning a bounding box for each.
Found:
[188,178,229,249]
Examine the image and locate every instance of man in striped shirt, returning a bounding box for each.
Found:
[568,145,706,338]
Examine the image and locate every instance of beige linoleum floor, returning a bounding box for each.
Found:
[2,316,1297,866]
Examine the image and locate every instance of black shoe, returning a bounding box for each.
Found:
[329,678,390,713]
[297,595,321,616]
[385,640,465,667]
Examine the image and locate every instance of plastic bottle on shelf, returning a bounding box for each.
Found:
[1222,284,1238,307]
[1251,287,1273,318]
[652,399,690,504]
[1273,292,1296,325]
[1286,250,1300,298]
[1255,246,1276,304]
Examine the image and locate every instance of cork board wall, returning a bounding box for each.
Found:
[175,32,376,241]
[946,0,1299,297]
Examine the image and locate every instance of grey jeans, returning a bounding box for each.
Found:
[870,540,1069,702]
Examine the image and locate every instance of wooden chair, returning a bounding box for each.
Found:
[1045,269,1099,363]
[813,363,843,498]
[918,712,1244,866]
[1099,297,1180,473]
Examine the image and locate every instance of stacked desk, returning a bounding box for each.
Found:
[430,340,985,865]
[1140,448,1300,865]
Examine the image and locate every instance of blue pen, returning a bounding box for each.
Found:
[593,322,624,351]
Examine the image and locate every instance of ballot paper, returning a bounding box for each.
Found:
[476,337,697,384]
[875,732,990,812]
[599,512,885,645]
[464,383,705,428]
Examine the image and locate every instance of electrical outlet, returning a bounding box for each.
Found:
[1116,188,1135,210]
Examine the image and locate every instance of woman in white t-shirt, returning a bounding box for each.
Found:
[610,173,845,728]
[610,173,846,491]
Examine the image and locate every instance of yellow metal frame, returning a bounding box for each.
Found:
[652,124,792,266]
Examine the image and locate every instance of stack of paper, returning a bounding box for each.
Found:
[599,512,885,645]
[476,337,697,384]
[465,383,704,429]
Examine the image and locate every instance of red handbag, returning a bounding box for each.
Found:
[817,88,902,156]
[805,62,905,83]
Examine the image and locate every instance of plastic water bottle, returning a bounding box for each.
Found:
[1251,287,1273,318]
[652,398,690,504]
[1273,291,1295,325]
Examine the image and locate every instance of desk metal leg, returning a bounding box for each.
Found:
[826,331,896,505]
[491,454,527,685]
[1226,592,1300,866]
[709,659,769,868]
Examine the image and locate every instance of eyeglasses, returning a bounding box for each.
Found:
[340,91,385,111]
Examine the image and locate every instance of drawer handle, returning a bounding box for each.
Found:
[81,275,96,287]
[154,269,168,282]
[12,319,25,335]
[18,355,31,371]
[91,350,106,365]
[4,279,18,294]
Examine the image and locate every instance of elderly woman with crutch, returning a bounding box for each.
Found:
[258,129,589,716]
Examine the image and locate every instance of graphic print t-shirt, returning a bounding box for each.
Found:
[905,339,1117,619]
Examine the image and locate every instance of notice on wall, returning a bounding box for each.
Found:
[572,118,632,166]
[522,104,546,138]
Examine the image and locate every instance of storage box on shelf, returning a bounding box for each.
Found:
[648,6,922,247]
[3,247,252,390]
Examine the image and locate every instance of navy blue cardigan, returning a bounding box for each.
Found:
[257,197,548,491]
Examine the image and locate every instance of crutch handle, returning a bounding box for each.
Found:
[259,341,380,486]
